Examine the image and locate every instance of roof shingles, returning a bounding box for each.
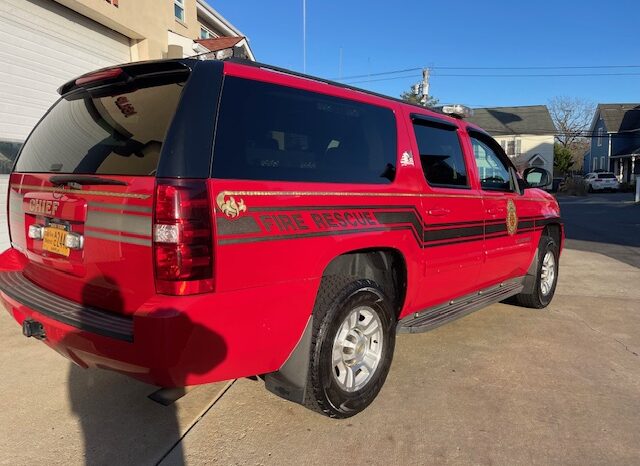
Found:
[596,104,640,132]
[466,105,556,136]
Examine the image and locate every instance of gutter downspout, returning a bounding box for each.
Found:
[608,133,613,177]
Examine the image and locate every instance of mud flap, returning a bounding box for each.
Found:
[521,248,540,295]
[264,316,312,404]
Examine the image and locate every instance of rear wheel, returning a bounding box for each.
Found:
[304,276,395,418]
[514,235,559,309]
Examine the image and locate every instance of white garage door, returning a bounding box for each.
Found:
[0,0,131,251]
[0,0,131,144]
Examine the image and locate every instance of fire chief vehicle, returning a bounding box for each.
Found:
[0,57,562,418]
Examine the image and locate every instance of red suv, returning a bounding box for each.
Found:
[0,58,563,418]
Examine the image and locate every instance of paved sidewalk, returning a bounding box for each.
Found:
[161,248,640,466]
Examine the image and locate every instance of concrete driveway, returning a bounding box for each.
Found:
[1,194,639,465]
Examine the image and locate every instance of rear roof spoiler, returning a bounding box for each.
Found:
[57,59,194,95]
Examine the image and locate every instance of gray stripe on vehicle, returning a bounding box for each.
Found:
[216,216,262,235]
[9,195,23,213]
[87,202,153,213]
[85,230,151,247]
[86,210,152,236]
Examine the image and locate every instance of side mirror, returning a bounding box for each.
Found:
[523,167,551,189]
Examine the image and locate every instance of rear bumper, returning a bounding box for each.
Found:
[0,249,316,388]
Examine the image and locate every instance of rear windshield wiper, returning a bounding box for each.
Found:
[49,175,128,187]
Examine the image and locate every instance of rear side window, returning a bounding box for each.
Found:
[213,77,397,183]
[412,121,468,188]
[14,82,185,175]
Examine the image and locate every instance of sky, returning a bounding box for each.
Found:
[208,0,639,108]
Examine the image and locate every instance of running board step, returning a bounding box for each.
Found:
[397,278,524,334]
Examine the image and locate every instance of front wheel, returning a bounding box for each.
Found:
[304,277,396,418]
[514,235,559,309]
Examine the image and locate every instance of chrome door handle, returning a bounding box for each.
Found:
[428,208,451,216]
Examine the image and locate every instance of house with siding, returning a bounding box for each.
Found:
[583,104,640,183]
[467,105,556,188]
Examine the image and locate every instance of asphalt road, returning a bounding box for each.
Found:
[557,192,640,268]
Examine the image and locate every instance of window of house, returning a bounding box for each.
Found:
[471,135,514,192]
[600,156,606,170]
[597,127,604,147]
[592,157,597,172]
[200,26,214,39]
[174,0,185,22]
[412,121,468,188]
[213,77,398,184]
[506,140,515,156]
[503,138,521,157]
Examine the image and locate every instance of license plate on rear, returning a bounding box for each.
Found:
[42,226,70,257]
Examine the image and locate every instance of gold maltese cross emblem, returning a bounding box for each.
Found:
[216,192,247,219]
[506,199,518,236]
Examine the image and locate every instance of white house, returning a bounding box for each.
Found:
[467,105,556,187]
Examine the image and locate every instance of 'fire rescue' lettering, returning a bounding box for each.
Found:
[259,211,378,233]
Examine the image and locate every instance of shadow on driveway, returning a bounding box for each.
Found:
[62,277,228,465]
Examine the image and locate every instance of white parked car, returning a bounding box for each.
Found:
[584,172,620,192]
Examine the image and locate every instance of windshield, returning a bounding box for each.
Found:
[14,81,185,176]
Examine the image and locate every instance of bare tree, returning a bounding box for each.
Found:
[548,97,595,148]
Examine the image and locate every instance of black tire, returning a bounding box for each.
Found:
[514,235,559,309]
[303,276,396,418]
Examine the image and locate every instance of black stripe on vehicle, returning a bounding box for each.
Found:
[217,225,411,245]
[217,206,561,248]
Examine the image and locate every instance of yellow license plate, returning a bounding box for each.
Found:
[42,226,70,257]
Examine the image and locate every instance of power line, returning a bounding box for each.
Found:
[345,72,640,85]
[333,64,640,81]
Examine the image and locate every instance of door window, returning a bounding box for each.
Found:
[412,121,468,188]
[471,135,514,191]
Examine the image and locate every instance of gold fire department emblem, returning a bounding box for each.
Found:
[506,199,518,236]
[216,192,247,218]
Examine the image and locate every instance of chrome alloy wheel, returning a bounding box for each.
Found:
[331,305,384,392]
[540,251,556,296]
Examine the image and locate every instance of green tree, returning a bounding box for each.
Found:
[554,143,575,175]
[400,85,438,108]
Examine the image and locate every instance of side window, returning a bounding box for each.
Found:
[471,135,514,192]
[412,121,468,188]
[213,77,397,184]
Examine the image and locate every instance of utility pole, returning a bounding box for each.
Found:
[420,68,431,105]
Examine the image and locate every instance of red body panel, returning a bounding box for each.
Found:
[0,60,564,388]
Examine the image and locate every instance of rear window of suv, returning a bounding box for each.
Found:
[598,173,616,179]
[14,81,186,175]
[212,77,397,184]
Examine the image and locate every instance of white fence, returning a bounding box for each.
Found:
[0,175,9,251]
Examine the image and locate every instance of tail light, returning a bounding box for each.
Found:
[153,179,214,295]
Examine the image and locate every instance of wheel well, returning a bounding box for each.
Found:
[543,223,562,247]
[323,249,407,317]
